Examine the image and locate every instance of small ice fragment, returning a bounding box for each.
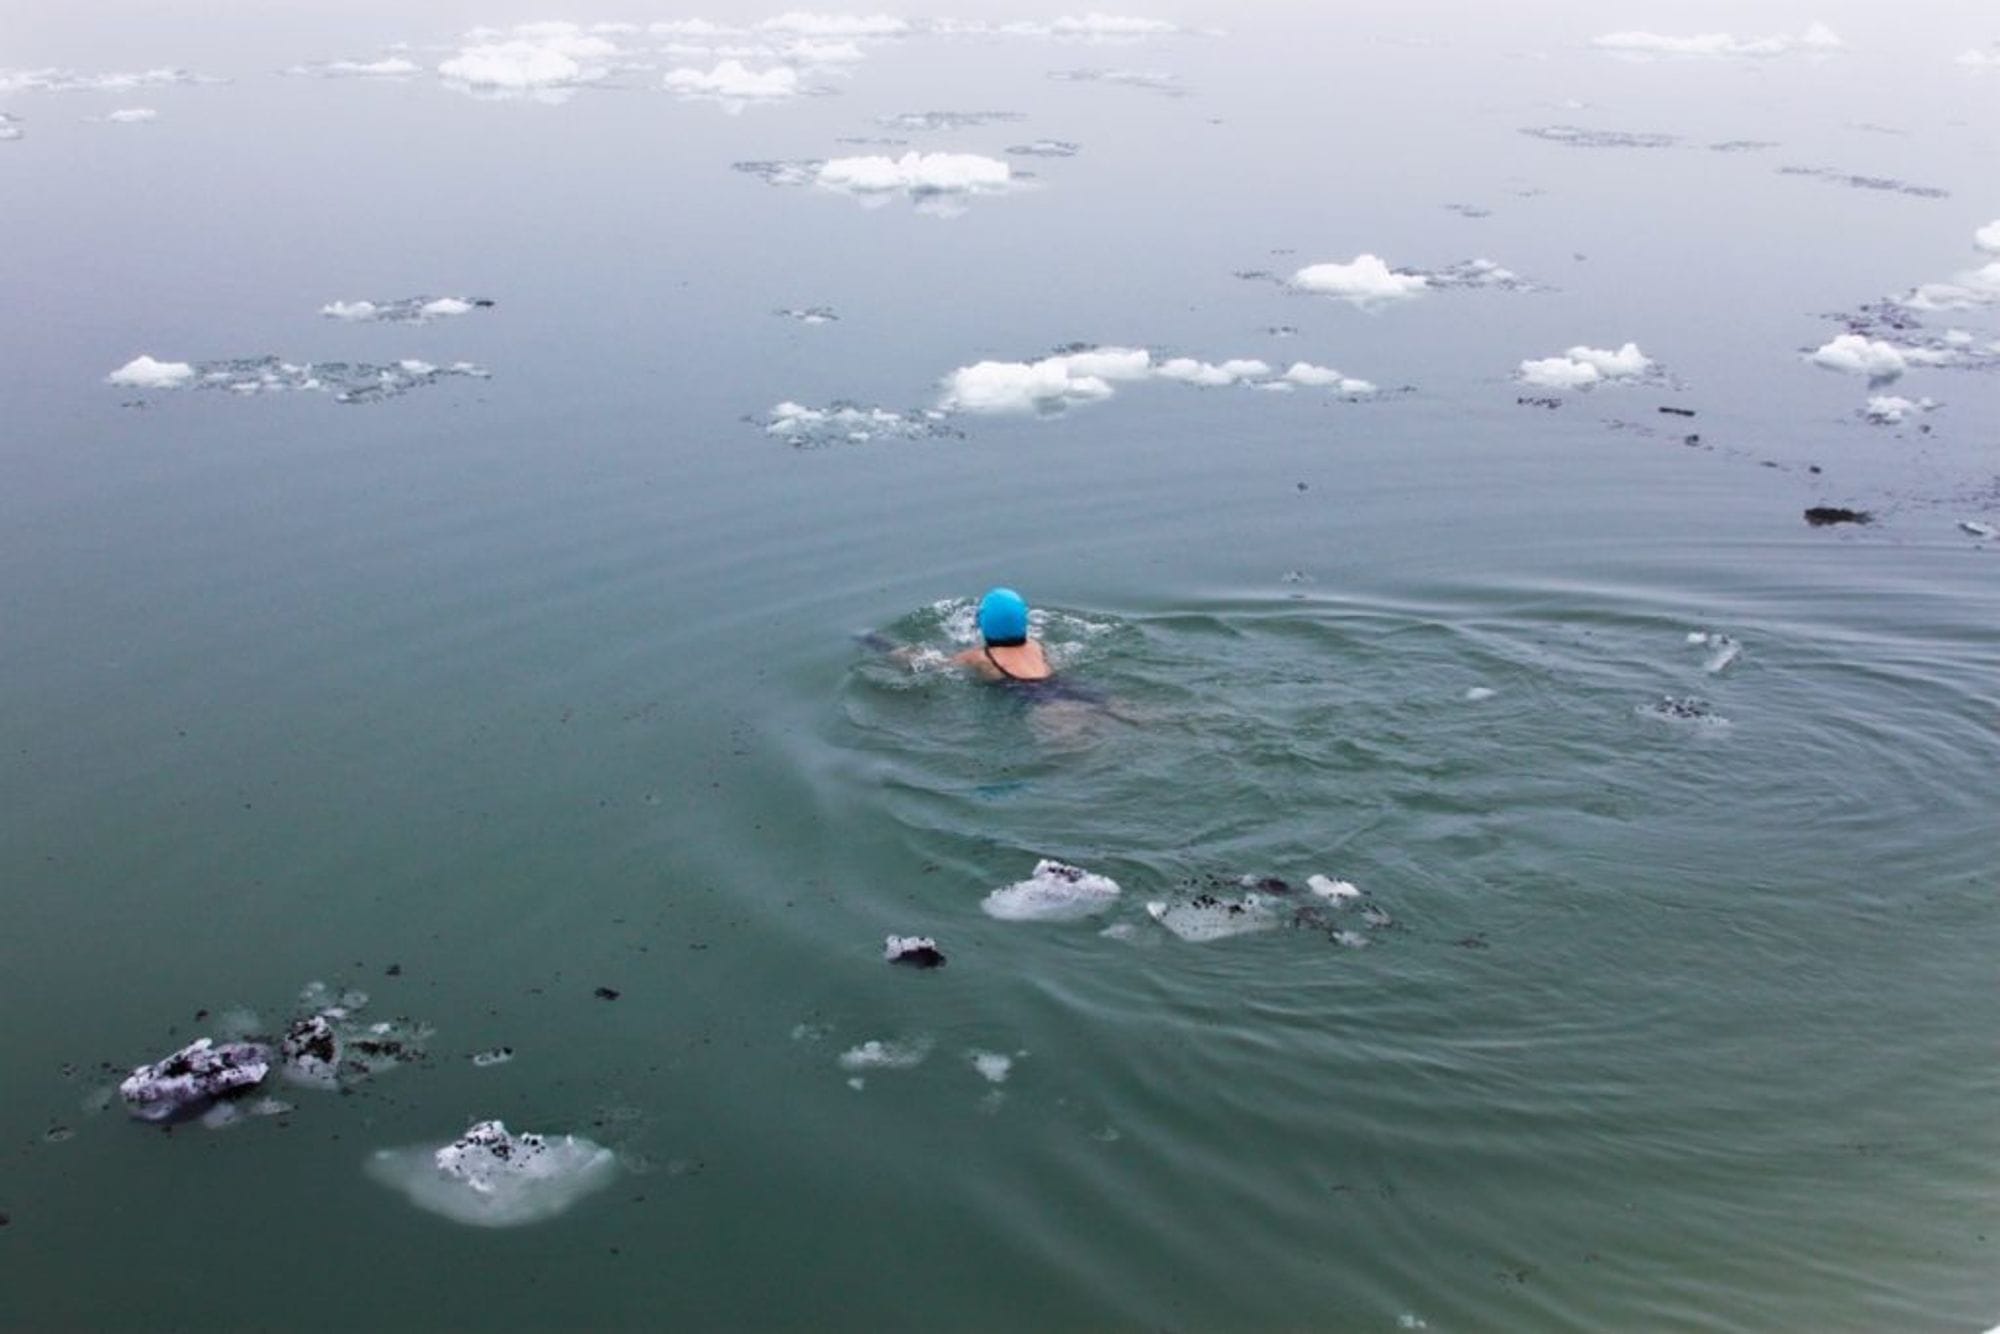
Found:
[969,1050,1014,1083]
[470,1047,515,1068]
[119,1038,271,1123]
[1463,686,1497,702]
[368,1120,618,1228]
[1701,635,1741,674]
[884,935,946,968]
[837,1038,931,1071]
[1307,875,1361,902]
[1686,631,1709,644]
[279,1015,341,1088]
[1961,520,1997,539]
[1145,893,1281,942]
[981,859,1121,921]
[419,297,473,318]
[106,355,194,389]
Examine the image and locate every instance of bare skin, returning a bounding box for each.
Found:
[952,639,1053,682]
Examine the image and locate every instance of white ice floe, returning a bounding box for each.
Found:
[941,346,1151,413]
[1155,356,1271,387]
[837,1036,933,1070]
[107,354,194,388]
[1289,254,1428,307]
[763,401,948,444]
[758,12,911,37]
[368,1120,619,1227]
[1517,342,1652,389]
[439,25,619,95]
[321,295,484,323]
[1973,220,2000,253]
[1810,334,1912,380]
[820,151,1011,197]
[119,1038,272,1123]
[1590,23,1843,59]
[1861,394,1936,424]
[1901,260,2000,312]
[969,1050,1016,1083]
[982,859,1122,921]
[98,108,157,123]
[1307,874,1362,902]
[285,57,422,78]
[664,59,800,100]
[1463,686,1497,702]
[0,67,214,93]
[1281,362,1377,394]
[1146,893,1282,942]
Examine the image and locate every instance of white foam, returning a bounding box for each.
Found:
[1590,24,1842,59]
[107,354,194,388]
[368,1120,618,1228]
[837,1036,932,1070]
[982,859,1122,921]
[1462,686,1497,702]
[1307,875,1362,902]
[969,1050,1015,1083]
[664,59,800,100]
[1289,254,1428,306]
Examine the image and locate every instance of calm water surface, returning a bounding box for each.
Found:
[2,3,1997,1329]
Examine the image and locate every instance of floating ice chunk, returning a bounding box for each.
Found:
[119,1038,271,1123]
[884,934,947,968]
[1154,356,1271,387]
[1282,362,1376,393]
[420,297,473,318]
[942,347,1147,413]
[99,108,156,123]
[107,354,194,388]
[470,1047,515,1068]
[1700,634,1741,674]
[837,1037,932,1070]
[1047,67,1185,95]
[1640,695,1729,726]
[1519,342,1651,389]
[1861,394,1936,424]
[438,27,615,94]
[1307,875,1362,902]
[1463,686,1497,702]
[1145,892,1282,942]
[982,859,1122,921]
[1960,520,1998,539]
[279,1014,341,1088]
[286,57,422,77]
[368,1120,618,1228]
[763,400,949,445]
[664,60,800,100]
[1006,138,1080,157]
[1975,220,2000,254]
[969,1050,1015,1083]
[818,151,1012,197]
[757,12,911,37]
[1590,24,1842,59]
[1289,254,1428,306]
[1810,334,1907,380]
[322,295,488,324]
[0,67,215,94]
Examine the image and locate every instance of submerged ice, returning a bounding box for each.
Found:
[107,355,488,403]
[367,1120,618,1228]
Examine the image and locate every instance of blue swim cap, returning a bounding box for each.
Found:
[977,588,1030,645]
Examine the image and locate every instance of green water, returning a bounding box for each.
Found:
[3,4,1998,1330]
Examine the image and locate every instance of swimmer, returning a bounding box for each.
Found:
[953,588,1053,683]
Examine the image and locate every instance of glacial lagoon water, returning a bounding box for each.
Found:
[2,3,1998,1329]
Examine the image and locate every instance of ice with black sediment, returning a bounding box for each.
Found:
[982,859,1122,921]
[367,1120,619,1227]
[469,1047,515,1068]
[279,981,431,1089]
[1146,873,1389,945]
[760,401,956,447]
[1520,125,1678,149]
[1640,695,1730,726]
[884,935,947,968]
[1777,165,1949,199]
[109,355,489,403]
[320,295,492,323]
[119,1038,272,1123]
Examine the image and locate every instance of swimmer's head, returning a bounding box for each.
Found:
[977,588,1030,646]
